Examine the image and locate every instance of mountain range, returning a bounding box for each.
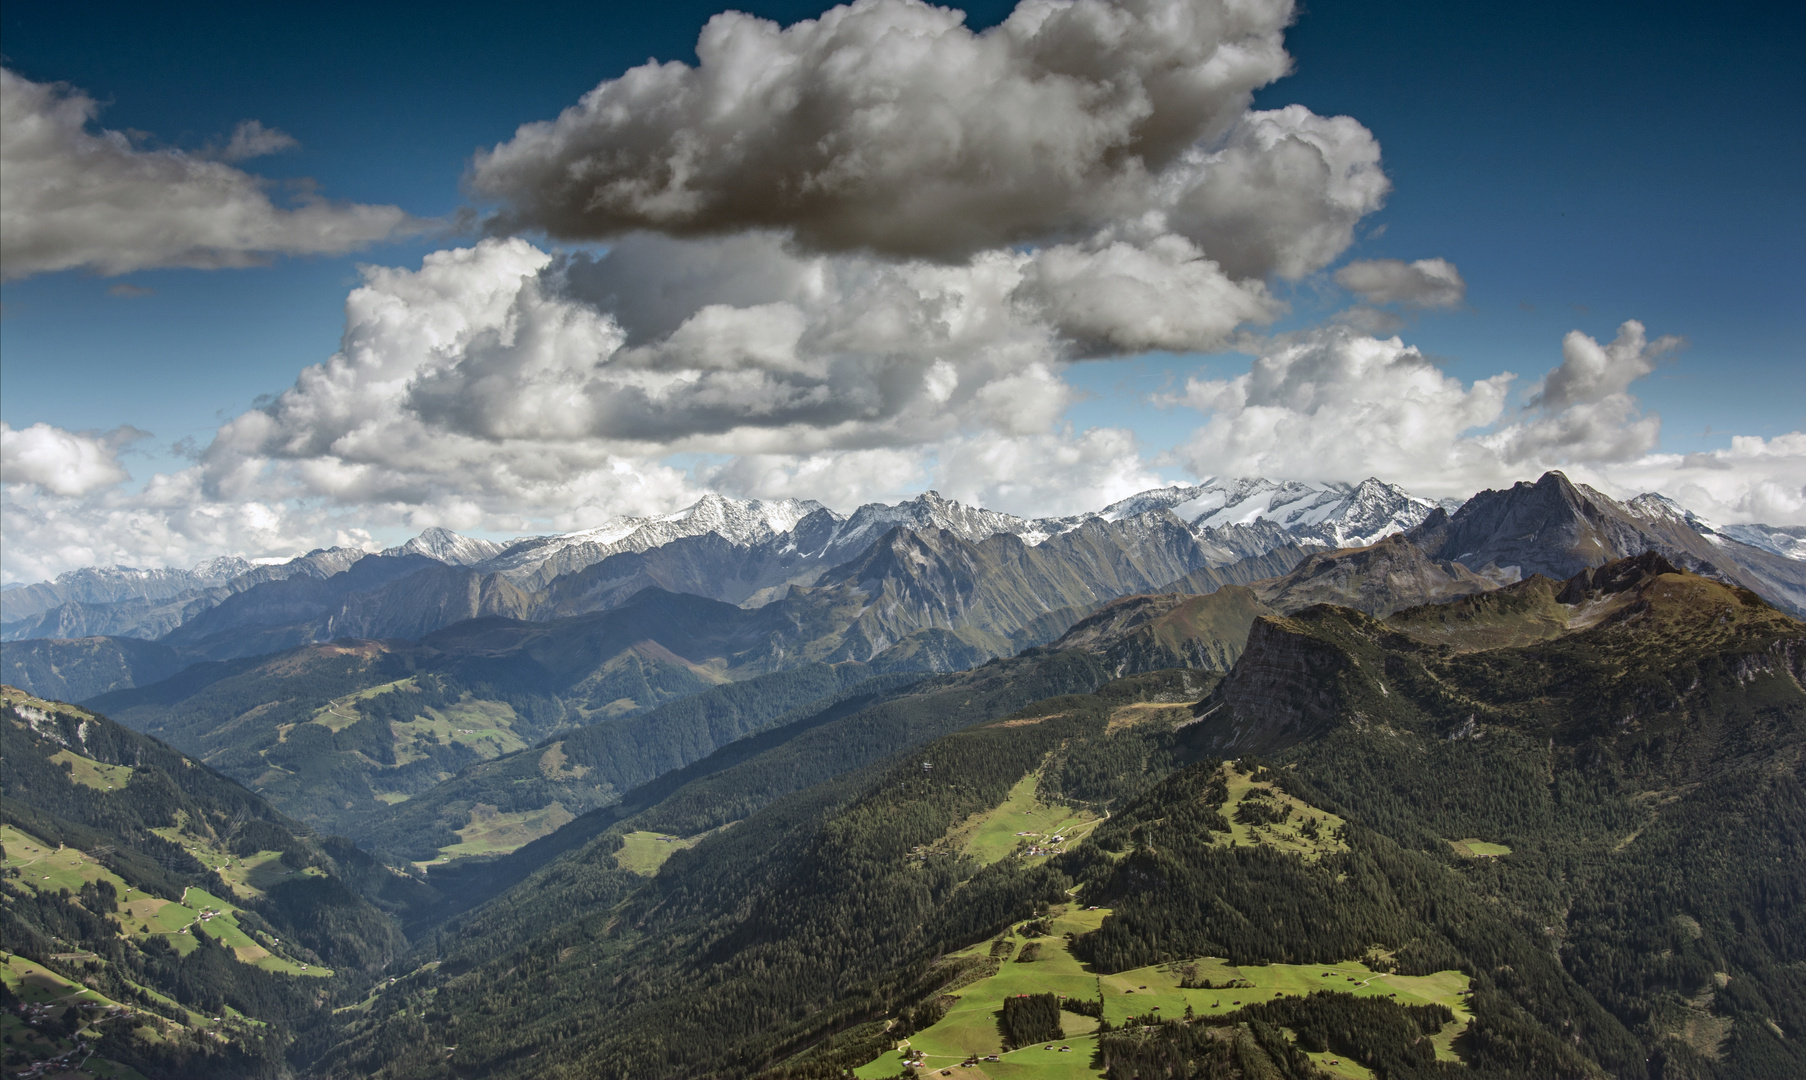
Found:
[4,467,1803,1079]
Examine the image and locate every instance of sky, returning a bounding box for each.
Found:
[1,0,1802,583]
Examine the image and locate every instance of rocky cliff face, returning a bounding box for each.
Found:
[1256,533,1504,617]
[1049,585,1273,678]
[1186,612,1367,754]
[1412,471,1805,616]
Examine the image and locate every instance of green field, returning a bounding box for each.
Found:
[1449,838,1513,857]
[3,822,329,976]
[951,773,1104,867]
[390,696,526,766]
[852,904,1471,1080]
[0,956,151,1079]
[309,677,417,732]
[48,747,134,791]
[1213,765,1349,859]
[432,801,577,861]
[615,830,698,875]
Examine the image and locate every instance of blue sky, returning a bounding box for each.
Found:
[1,0,1802,579]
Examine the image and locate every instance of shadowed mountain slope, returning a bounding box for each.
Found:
[1411,470,1806,615]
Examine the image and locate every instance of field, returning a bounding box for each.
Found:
[1212,764,1349,859]
[1,956,151,1079]
[389,695,526,765]
[853,904,1471,1080]
[2,822,329,976]
[47,748,134,791]
[615,830,699,875]
[942,771,1105,868]
[432,801,577,861]
[1448,838,1513,857]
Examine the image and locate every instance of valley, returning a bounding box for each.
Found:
[1,474,1802,1079]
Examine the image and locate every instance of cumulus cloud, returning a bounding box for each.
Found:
[199,229,1232,490]
[2,227,1211,579]
[1015,234,1278,355]
[0,475,385,586]
[1531,319,1679,411]
[1165,326,1513,492]
[1594,433,1806,528]
[471,0,1383,279]
[1486,320,1678,466]
[1162,105,1388,280]
[0,422,145,496]
[0,67,414,279]
[1157,317,1780,515]
[1334,256,1465,308]
[217,119,299,162]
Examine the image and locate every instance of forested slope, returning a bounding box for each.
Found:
[1,687,425,1078]
[317,554,1806,1080]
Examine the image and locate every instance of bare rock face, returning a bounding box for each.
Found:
[1413,471,1805,617]
[1186,613,1359,754]
[1255,533,1500,617]
[1412,471,1650,581]
[1556,550,1682,604]
[1049,585,1274,678]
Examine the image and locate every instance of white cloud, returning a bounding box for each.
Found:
[0,422,144,496]
[471,0,1386,279]
[1015,233,1279,355]
[1480,320,1678,467]
[1584,433,1806,527]
[217,119,299,162]
[1162,105,1389,280]
[1165,326,1513,493]
[0,476,383,586]
[1159,318,1806,525]
[1333,256,1464,308]
[1531,319,1679,410]
[0,67,414,280]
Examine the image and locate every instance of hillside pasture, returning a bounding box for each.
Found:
[853,903,1470,1080]
[615,830,698,876]
[948,771,1105,867]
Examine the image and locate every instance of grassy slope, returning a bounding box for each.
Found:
[4,812,330,980]
[855,904,1471,1080]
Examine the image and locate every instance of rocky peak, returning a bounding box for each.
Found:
[384,526,508,567]
[1556,551,1683,604]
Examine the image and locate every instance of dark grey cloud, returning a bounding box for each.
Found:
[472,0,1324,265]
[1,68,415,280]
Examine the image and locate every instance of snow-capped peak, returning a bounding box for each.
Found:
[1628,492,1806,562]
[835,490,1036,548]
[383,527,508,567]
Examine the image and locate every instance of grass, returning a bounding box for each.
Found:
[1104,702,1193,733]
[430,801,576,861]
[1448,838,1513,858]
[856,906,1110,1079]
[309,677,417,732]
[390,696,525,766]
[1211,765,1349,860]
[851,905,1472,1080]
[942,771,1104,868]
[615,830,699,876]
[0,957,151,1079]
[47,748,134,791]
[2,822,329,977]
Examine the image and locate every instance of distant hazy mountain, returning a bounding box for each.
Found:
[380,525,509,565]
[6,473,1799,683]
[0,556,254,620]
[0,546,372,642]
